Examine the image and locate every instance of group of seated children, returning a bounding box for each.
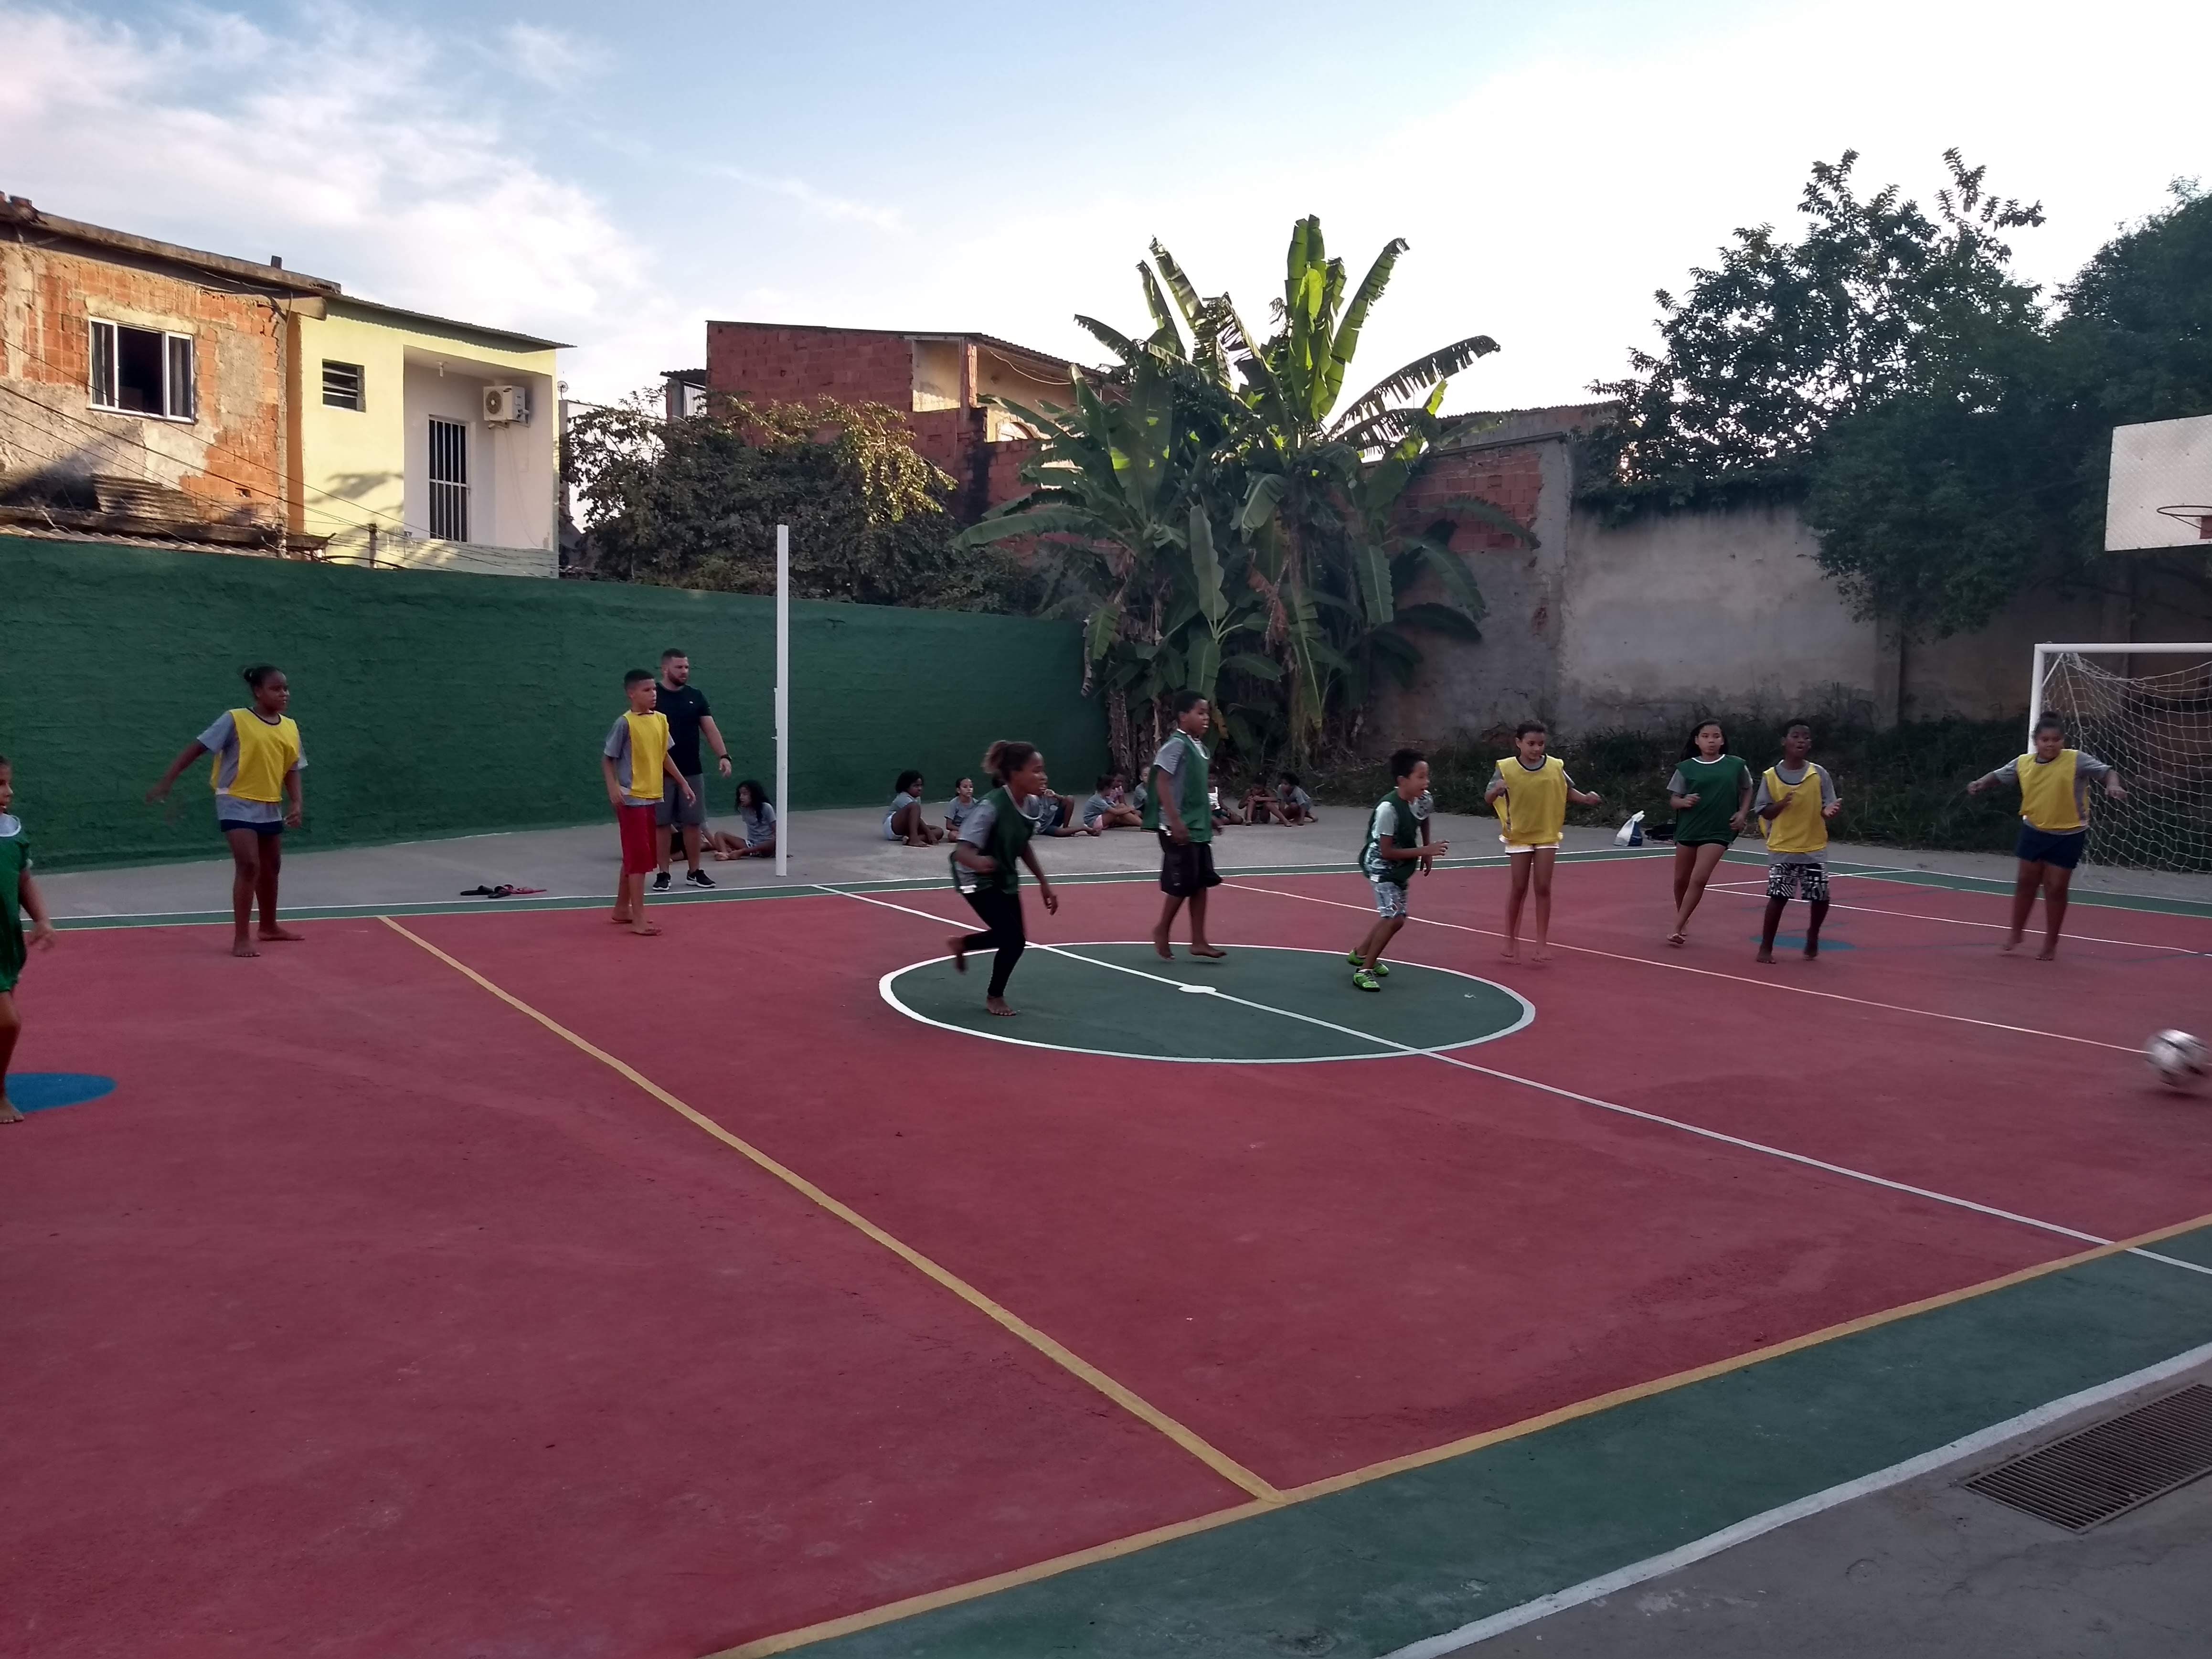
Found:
[884,766,1319,845]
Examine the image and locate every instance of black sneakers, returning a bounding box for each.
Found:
[651,871,672,892]
[685,869,717,888]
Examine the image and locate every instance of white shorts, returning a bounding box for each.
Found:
[1500,837,1561,857]
[1369,878,1409,919]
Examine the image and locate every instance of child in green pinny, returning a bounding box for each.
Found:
[0,755,60,1123]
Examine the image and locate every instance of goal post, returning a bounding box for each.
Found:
[2027,642,2212,872]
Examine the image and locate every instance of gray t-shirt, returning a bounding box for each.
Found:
[945,796,978,832]
[1151,734,1208,782]
[1751,761,1839,865]
[738,801,776,846]
[1974,753,2113,826]
[198,711,306,824]
[1081,790,1125,826]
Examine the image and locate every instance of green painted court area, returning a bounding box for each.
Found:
[881,942,1534,1062]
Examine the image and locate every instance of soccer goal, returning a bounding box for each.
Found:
[2029,643,2212,872]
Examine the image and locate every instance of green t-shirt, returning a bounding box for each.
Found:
[1666,754,1750,845]
[0,820,29,991]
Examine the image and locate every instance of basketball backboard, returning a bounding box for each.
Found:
[2107,414,2212,551]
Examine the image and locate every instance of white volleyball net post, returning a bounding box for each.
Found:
[2028,642,2212,872]
[775,523,790,879]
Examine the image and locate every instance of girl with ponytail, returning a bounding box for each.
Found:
[946,740,1061,1015]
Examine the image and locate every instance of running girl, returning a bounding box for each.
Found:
[946,741,1061,1017]
[1484,720,1601,961]
[146,665,307,958]
[1966,715,2125,959]
[0,755,60,1124]
[1753,722,1842,963]
[1349,749,1448,990]
[1665,719,1753,946]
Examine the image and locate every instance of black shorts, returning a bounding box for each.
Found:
[1158,833,1221,897]
[218,818,285,838]
[2016,824,2086,870]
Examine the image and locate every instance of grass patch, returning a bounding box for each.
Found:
[1304,717,2029,854]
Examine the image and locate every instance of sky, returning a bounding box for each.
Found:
[5,0,2207,413]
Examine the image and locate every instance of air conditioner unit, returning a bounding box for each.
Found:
[483,384,529,424]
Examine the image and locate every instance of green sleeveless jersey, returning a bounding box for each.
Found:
[1360,793,1421,886]
[951,785,1035,894]
[1141,730,1213,845]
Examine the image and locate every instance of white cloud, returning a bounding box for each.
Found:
[709,167,906,233]
[501,21,593,91]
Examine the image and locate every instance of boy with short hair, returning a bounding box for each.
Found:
[603,670,694,937]
[1145,691,1226,959]
[1349,749,1448,990]
[0,755,60,1124]
[1082,773,1143,830]
[1967,714,2125,959]
[1754,721,1843,963]
[1484,720,1601,961]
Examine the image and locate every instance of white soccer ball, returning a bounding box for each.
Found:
[2145,1030,2207,1091]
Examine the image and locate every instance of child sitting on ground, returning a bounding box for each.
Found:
[1082,773,1143,830]
[706,779,777,860]
[885,770,943,845]
[1209,770,1244,828]
[944,776,979,838]
[1244,772,1316,825]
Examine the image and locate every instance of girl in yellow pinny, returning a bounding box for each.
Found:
[1484,720,1601,961]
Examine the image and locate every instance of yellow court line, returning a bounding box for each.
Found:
[1226,879,2141,1053]
[375,915,1281,1506]
[703,1206,2212,1658]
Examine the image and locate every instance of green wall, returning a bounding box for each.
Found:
[0,536,1107,869]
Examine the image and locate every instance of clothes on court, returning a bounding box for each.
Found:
[1143,731,1214,844]
[1753,761,1839,862]
[0,816,29,993]
[1491,755,1574,848]
[1974,750,2112,833]
[657,772,706,828]
[217,819,285,838]
[958,886,1027,998]
[736,801,776,847]
[1369,877,1409,919]
[883,790,922,839]
[604,711,674,806]
[197,709,304,823]
[1765,861,1830,902]
[1157,832,1220,897]
[944,795,978,833]
[652,681,712,776]
[2016,823,2086,869]
[1665,753,1751,845]
[616,802,658,874]
[953,786,1037,895]
[1360,794,1422,885]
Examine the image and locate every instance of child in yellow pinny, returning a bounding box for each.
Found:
[1483,720,1601,961]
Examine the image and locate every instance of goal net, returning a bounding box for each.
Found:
[2034,646,2212,872]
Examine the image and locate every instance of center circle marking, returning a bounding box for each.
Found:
[879,942,1533,1064]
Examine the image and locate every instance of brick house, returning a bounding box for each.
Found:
[670,322,1080,522]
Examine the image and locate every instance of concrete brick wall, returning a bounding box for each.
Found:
[0,241,283,524]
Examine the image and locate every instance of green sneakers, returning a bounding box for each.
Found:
[1351,968,1382,992]
[1345,954,1388,976]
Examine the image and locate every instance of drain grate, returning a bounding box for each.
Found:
[1963,1383,2212,1531]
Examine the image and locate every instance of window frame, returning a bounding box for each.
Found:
[321,360,366,412]
[426,415,469,542]
[86,318,197,423]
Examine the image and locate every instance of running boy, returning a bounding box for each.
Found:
[0,756,60,1123]
[1484,720,1601,961]
[1753,721,1842,962]
[603,670,694,936]
[1349,749,1448,990]
[1145,690,1225,959]
[1966,715,2125,959]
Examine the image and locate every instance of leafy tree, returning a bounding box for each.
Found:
[566,393,1034,611]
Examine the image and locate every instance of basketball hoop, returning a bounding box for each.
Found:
[2155,503,2212,540]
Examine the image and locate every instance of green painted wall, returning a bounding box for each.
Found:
[0,536,1107,870]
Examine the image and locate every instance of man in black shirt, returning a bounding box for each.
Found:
[653,648,733,889]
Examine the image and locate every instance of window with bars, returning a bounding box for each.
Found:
[88,320,195,420]
[428,416,469,542]
[322,361,364,410]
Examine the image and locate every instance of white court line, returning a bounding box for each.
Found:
[1702,882,2211,956]
[1227,879,2141,1053]
[1381,1336,2212,1657]
[820,885,2212,1280]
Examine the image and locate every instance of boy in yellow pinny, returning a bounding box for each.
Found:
[1483,720,1601,961]
[1753,722,1843,962]
[1966,714,2125,959]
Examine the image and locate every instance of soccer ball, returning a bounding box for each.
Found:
[2144,1030,2207,1091]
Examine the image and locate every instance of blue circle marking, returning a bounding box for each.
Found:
[1752,934,1856,952]
[5,1074,117,1113]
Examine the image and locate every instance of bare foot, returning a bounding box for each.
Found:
[611,911,633,925]
[0,1101,23,1124]
[1755,948,1775,964]
[2000,935,2022,954]
[1152,926,1173,961]
[947,935,968,973]
[1803,943,1820,959]
[232,938,261,958]
[1189,944,1227,959]
[1530,947,1552,964]
[1667,931,1687,947]
[257,925,306,942]
[1499,945,1519,961]
[985,996,1015,1017]
[2036,946,2057,961]
[628,921,662,937]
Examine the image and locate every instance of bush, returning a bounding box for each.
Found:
[1307,716,2029,854]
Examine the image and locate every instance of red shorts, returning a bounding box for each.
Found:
[617,802,659,874]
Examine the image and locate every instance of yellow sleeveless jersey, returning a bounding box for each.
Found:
[209,709,301,803]
[1493,755,1568,846]
[1760,766,1829,856]
[621,711,672,802]
[2017,750,2083,833]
